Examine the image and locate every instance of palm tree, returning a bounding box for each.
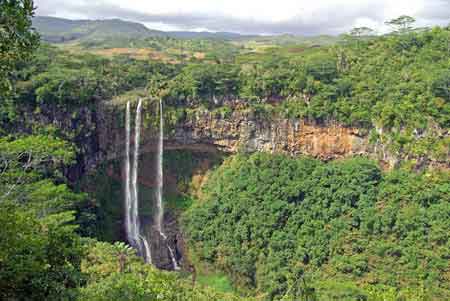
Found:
[112,241,135,272]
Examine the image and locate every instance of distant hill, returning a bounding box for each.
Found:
[33,16,164,43]
[33,16,253,43]
[33,16,342,51]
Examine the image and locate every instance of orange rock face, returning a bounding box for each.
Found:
[99,104,370,163]
[97,102,448,173]
[288,122,367,160]
[175,111,369,161]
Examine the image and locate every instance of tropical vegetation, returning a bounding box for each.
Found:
[0,1,449,300]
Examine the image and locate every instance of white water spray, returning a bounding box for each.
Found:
[156,99,180,270]
[131,99,142,254]
[125,99,152,264]
[125,102,133,245]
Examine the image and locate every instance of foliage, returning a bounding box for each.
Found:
[163,63,240,106]
[0,135,76,202]
[79,239,255,301]
[349,27,375,38]
[0,134,86,300]
[0,0,40,128]
[0,204,84,300]
[158,26,450,163]
[7,22,449,164]
[0,135,251,300]
[1,9,450,300]
[385,15,416,34]
[0,0,39,97]
[11,45,178,108]
[184,153,450,300]
[75,161,124,241]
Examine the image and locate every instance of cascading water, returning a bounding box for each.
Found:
[156,99,180,270]
[131,99,143,256]
[124,99,152,264]
[124,102,134,245]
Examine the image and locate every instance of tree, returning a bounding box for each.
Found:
[0,204,84,300]
[0,135,85,300]
[432,69,450,102]
[385,15,416,34]
[346,27,375,49]
[350,27,374,38]
[0,135,75,201]
[0,0,39,97]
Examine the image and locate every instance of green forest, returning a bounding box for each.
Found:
[184,154,449,300]
[1,1,449,300]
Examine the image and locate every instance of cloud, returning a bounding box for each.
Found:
[418,0,450,21]
[34,0,450,35]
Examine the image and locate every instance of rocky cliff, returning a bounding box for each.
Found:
[173,110,368,160]
[98,102,372,165]
[97,100,450,171]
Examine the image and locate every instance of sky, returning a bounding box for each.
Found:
[35,0,450,35]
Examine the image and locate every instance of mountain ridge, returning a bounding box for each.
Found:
[32,16,342,46]
[32,16,256,42]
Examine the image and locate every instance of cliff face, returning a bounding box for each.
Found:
[20,103,101,181]
[98,103,371,167]
[98,101,450,171]
[173,110,368,160]
[19,99,448,179]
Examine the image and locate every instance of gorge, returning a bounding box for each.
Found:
[13,93,449,274]
[29,96,446,271]
[2,9,449,299]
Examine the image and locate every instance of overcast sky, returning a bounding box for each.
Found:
[35,0,450,35]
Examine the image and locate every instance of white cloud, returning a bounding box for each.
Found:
[34,0,449,35]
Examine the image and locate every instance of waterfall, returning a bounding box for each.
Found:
[155,99,164,236]
[131,99,143,254]
[156,99,180,270]
[124,102,133,245]
[124,99,152,264]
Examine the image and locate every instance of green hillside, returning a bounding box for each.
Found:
[33,16,163,43]
[32,16,251,44]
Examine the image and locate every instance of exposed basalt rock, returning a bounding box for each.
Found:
[174,110,368,160]
[98,102,449,171]
[144,213,184,271]
[20,103,101,181]
[98,103,371,166]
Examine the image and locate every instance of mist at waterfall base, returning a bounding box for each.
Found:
[123,99,179,270]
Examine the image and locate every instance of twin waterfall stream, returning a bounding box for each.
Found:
[124,99,179,270]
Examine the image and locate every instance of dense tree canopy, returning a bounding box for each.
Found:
[184,153,450,300]
[0,134,85,300]
[0,0,39,97]
[159,26,449,164]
